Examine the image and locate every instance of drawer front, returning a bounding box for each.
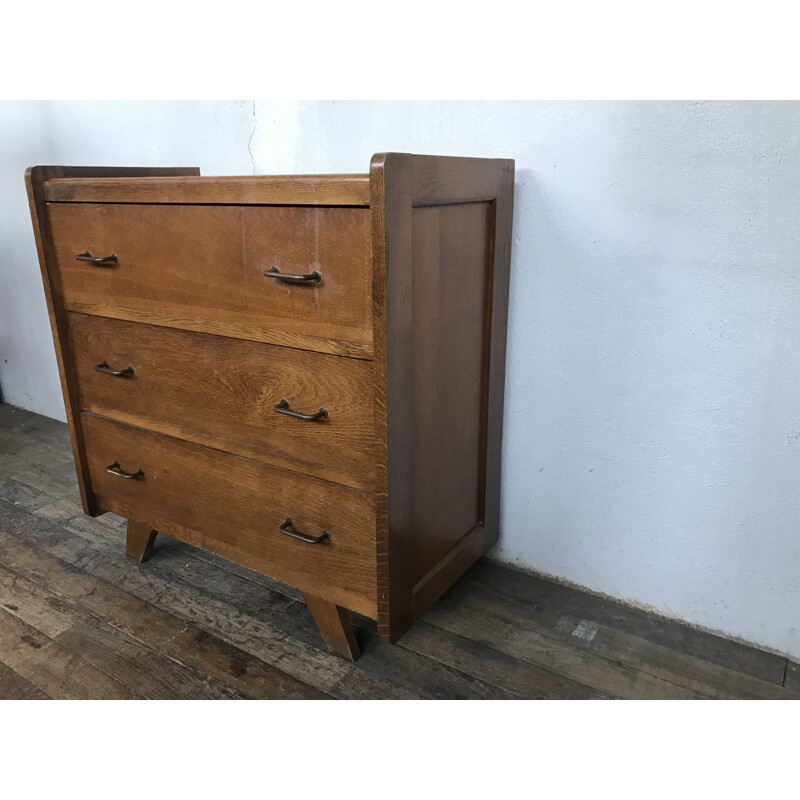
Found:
[68,313,375,490]
[48,203,373,358]
[82,414,377,616]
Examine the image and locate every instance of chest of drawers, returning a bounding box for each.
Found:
[26,153,514,660]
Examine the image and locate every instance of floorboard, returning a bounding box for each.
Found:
[0,656,50,699]
[465,559,787,685]
[0,402,797,700]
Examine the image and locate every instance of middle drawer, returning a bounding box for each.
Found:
[68,313,375,490]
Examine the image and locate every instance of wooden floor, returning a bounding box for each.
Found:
[0,403,797,700]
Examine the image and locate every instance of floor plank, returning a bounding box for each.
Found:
[0,559,241,699]
[785,661,800,692]
[465,559,788,686]
[0,524,330,700]
[54,617,242,700]
[424,582,717,699]
[0,606,139,700]
[0,476,61,514]
[0,657,50,700]
[399,620,609,699]
[550,613,795,700]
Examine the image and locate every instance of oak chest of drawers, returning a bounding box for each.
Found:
[26,153,514,660]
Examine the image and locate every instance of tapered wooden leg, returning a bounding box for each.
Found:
[126,520,158,563]
[301,592,361,661]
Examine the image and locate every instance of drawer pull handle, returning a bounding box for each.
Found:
[76,250,118,266]
[94,361,134,377]
[274,399,328,421]
[279,518,331,544]
[263,266,322,284]
[106,460,145,480]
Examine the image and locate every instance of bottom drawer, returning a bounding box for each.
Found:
[81,413,377,616]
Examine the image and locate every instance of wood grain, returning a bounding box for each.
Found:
[68,313,375,489]
[0,605,139,699]
[411,524,484,620]
[409,202,492,581]
[370,154,514,642]
[0,519,330,699]
[302,592,360,661]
[45,174,370,206]
[81,414,377,616]
[63,304,372,360]
[243,206,373,351]
[550,612,797,700]
[0,657,49,699]
[126,519,157,563]
[53,614,241,699]
[370,153,415,642]
[48,203,373,358]
[0,560,239,699]
[398,620,603,700]
[423,583,711,699]
[482,159,515,550]
[25,165,200,515]
[410,155,503,207]
[785,662,799,692]
[466,558,789,686]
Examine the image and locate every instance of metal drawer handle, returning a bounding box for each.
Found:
[279,518,330,544]
[263,266,322,284]
[76,250,118,266]
[274,399,328,421]
[94,361,134,377]
[106,460,144,480]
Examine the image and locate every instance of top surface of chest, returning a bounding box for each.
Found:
[43,173,371,206]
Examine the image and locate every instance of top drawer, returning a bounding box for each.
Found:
[46,203,373,359]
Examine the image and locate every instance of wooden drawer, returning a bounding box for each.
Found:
[81,414,377,616]
[47,203,373,358]
[67,313,375,489]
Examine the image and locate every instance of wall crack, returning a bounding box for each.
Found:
[247,100,257,175]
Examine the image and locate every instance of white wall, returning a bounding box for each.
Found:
[0,100,255,417]
[1,100,799,658]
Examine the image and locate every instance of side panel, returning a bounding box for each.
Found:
[410,202,493,582]
[373,154,515,641]
[371,153,415,641]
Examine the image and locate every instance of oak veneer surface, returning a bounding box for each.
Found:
[49,203,373,358]
[25,165,201,517]
[67,313,375,489]
[369,154,515,642]
[125,520,158,564]
[81,414,377,617]
[44,174,371,206]
[409,202,492,583]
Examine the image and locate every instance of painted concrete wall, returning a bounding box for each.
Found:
[1,100,798,657]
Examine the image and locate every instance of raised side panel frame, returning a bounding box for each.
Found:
[371,153,515,642]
